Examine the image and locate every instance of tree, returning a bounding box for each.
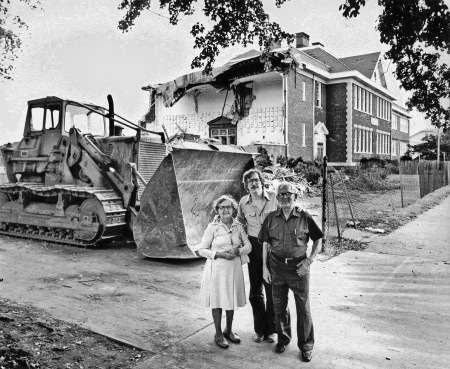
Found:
[409,132,450,160]
[0,0,40,81]
[118,0,450,130]
[340,0,450,129]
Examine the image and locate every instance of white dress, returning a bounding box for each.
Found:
[197,218,252,310]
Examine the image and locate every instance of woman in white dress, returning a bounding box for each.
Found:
[197,195,252,349]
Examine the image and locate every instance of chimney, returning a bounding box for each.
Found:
[312,41,324,47]
[295,32,310,48]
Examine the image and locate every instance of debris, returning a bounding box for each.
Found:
[364,227,385,234]
[36,320,55,332]
[346,220,360,227]
[0,314,15,322]
[386,357,391,360]
[77,279,97,284]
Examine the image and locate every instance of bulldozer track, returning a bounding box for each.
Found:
[0,183,127,246]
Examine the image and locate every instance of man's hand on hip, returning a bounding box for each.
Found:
[296,258,312,277]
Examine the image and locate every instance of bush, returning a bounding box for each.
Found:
[347,167,392,191]
[254,146,273,169]
[276,154,287,166]
[293,160,323,185]
[286,156,303,169]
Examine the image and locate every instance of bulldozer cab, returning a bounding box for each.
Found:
[24,97,109,138]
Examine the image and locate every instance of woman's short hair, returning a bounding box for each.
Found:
[242,168,265,191]
[213,195,238,213]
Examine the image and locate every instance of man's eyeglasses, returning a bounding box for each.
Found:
[218,205,233,211]
[277,193,293,199]
[248,179,260,184]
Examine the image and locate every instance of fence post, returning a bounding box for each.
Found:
[400,162,404,207]
[322,156,328,251]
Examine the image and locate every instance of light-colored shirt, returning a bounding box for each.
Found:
[237,189,278,237]
[197,217,252,259]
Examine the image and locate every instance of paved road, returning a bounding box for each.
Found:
[1,194,449,369]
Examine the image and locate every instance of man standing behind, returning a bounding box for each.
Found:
[237,169,279,343]
[259,182,323,362]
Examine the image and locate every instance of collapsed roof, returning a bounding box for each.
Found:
[143,46,390,108]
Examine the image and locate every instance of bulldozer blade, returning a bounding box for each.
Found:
[133,143,253,258]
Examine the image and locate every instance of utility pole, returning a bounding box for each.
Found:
[437,126,441,164]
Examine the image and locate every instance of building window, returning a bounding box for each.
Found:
[399,141,408,156]
[353,84,372,114]
[302,123,306,147]
[400,117,409,133]
[315,81,322,107]
[211,128,236,145]
[392,114,399,130]
[376,130,390,155]
[302,82,306,102]
[354,125,373,154]
[391,139,397,156]
[376,96,391,121]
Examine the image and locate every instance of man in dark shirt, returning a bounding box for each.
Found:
[258,181,323,362]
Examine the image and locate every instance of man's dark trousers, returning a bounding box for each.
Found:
[248,236,277,337]
[270,254,314,352]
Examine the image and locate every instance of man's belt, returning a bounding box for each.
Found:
[271,253,306,264]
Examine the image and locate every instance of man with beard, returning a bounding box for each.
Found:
[259,182,323,362]
[237,169,280,343]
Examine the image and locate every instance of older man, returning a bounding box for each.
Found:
[237,169,280,343]
[258,182,323,362]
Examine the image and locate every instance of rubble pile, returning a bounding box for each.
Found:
[261,166,321,196]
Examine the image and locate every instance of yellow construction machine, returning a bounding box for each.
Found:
[0,96,253,258]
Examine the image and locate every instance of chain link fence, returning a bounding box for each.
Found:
[322,159,449,247]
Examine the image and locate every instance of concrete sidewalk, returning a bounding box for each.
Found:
[136,195,450,369]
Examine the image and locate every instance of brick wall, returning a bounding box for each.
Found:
[287,71,314,160]
[326,83,348,162]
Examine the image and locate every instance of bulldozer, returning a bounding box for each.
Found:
[0,96,253,258]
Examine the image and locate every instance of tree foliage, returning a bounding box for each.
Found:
[409,132,450,160]
[118,0,293,74]
[119,0,450,130]
[0,0,39,81]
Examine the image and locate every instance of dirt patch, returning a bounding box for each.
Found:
[0,299,151,369]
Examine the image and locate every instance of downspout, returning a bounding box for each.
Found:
[312,74,316,161]
[283,74,289,157]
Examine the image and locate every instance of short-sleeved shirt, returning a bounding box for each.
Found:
[237,189,278,237]
[258,207,324,258]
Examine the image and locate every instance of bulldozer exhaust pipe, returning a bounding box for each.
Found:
[107,94,115,137]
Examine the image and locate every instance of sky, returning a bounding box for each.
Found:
[0,0,434,144]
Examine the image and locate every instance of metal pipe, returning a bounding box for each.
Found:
[322,156,328,250]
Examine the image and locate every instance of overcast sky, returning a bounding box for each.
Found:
[0,0,431,144]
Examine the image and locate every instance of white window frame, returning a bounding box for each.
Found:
[392,114,399,130]
[302,123,306,147]
[354,84,373,114]
[377,96,391,121]
[400,117,408,133]
[315,81,322,107]
[391,139,397,156]
[302,82,306,102]
[376,129,391,155]
[354,125,373,154]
